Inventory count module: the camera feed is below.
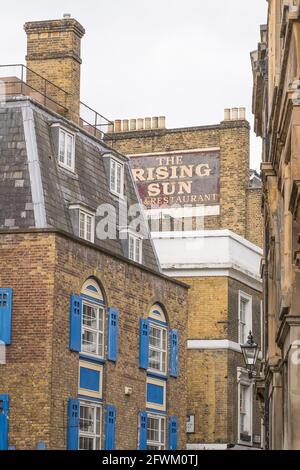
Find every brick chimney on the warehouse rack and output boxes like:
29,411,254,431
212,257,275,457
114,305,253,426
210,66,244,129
24,16,85,123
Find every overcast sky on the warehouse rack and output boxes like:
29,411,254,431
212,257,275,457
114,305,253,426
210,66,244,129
0,0,267,169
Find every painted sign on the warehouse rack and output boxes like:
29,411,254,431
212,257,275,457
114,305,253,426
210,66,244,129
130,150,220,209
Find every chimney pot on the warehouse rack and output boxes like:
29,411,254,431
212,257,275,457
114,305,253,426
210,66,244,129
239,107,246,120
122,119,129,132
63,13,71,18
224,109,231,121
158,116,166,129
130,119,137,131
115,120,122,132
231,108,239,120
145,117,151,130
152,117,158,129
137,118,144,130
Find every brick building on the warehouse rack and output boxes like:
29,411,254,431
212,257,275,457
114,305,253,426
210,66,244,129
252,0,300,450
0,17,188,450
106,110,264,448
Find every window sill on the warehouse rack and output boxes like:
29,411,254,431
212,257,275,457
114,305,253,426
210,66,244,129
79,353,105,365
110,189,125,200
147,370,168,380
79,235,95,244
57,163,78,179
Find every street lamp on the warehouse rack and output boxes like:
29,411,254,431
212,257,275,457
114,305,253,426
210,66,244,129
241,331,259,379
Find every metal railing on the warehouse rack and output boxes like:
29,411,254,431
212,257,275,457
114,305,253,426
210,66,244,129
80,101,114,140
0,64,114,139
0,64,68,114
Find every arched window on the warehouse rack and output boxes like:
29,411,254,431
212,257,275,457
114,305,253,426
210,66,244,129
80,279,105,358
148,304,168,375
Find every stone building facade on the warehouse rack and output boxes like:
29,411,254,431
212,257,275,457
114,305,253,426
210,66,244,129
0,17,188,450
107,111,264,448
252,0,300,450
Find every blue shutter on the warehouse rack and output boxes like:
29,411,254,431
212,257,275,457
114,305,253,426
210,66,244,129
169,330,179,378
37,441,46,450
0,395,9,450
70,295,82,352
168,416,178,450
105,405,116,450
138,411,148,450
107,308,119,362
139,319,150,369
0,288,13,345
67,399,79,450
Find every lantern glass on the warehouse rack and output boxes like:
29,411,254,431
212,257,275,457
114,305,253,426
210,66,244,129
241,332,259,371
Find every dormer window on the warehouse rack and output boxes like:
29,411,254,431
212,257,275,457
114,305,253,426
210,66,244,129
110,158,124,197
79,209,95,243
129,233,142,264
58,128,75,171
69,204,95,243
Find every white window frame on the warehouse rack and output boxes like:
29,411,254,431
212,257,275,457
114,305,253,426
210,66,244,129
110,157,124,198
128,233,143,264
148,323,168,375
238,291,252,344
146,413,166,450
58,127,75,172
237,368,253,446
79,400,102,450
79,209,95,243
81,301,105,359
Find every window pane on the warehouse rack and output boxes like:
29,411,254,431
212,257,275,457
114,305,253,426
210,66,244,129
149,349,161,370
161,351,167,373
129,237,135,260
80,212,85,239
147,416,165,450
82,330,97,354
116,163,122,194
66,134,73,167
135,238,140,262
111,161,116,191
162,329,167,350
83,305,97,329
80,406,94,433
79,436,94,450
82,304,104,358
99,308,104,332
86,215,92,241
149,325,167,373
150,327,161,348
59,131,65,163
79,403,102,451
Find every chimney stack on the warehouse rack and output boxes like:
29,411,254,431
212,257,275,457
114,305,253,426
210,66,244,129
112,116,167,132
223,107,247,122
24,16,85,123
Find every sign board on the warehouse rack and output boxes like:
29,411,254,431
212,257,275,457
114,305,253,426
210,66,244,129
130,150,220,210
187,415,195,434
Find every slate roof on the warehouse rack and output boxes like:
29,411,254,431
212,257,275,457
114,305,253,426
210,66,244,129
0,97,160,272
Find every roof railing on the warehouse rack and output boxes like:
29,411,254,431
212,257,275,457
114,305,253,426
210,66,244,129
0,64,114,139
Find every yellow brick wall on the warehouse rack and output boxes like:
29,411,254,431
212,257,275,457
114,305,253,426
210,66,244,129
187,350,228,444
177,277,228,339
246,188,263,248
